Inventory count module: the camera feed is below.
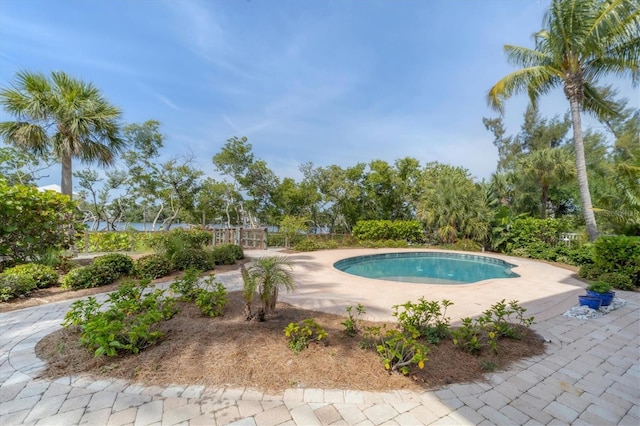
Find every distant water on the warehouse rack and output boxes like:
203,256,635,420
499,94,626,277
84,222,193,232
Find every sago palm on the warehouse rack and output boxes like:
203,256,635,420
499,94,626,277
0,71,124,198
487,0,640,241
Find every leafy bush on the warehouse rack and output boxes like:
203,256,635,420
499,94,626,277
0,182,82,263
453,239,482,252
392,299,452,344
284,319,328,354
76,232,132,252
134,254,173,279
93,253,135,278
352,220,424,243
61,263,117,289
147,229,212,256
169,268,201,301
2,263,58,289
342,304,366,337
195,279,228,317
452,300,534,355
171,248,215,271
0,272,38,301
292,238,320,252
363,325,428,375
62,279,177,357
210,244,241,265
598,272,634,291
578,263,601,281
359,239,410,249
593,236,640,287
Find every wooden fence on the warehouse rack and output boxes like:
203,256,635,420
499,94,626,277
213,228,268,250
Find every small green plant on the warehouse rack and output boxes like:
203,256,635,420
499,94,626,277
210,244,242,265
0,263,59,294
393,298,453,344
341,304,366,337
62,279,177,357
194,276,228,317
366,325,429,375
452,300,534,355
169,268,202,301
171,248,215,271
284,318,328,354
586,281,613,294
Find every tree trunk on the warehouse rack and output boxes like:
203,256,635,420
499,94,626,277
61,154,73,199
567,95,598,241
541,184,548,219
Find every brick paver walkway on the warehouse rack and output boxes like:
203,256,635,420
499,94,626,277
1,250,638,425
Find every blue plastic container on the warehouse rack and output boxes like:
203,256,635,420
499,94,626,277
578,295,602,310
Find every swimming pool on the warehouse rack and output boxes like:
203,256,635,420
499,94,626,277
333,252,519,284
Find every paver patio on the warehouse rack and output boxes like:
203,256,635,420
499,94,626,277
1,248,638,425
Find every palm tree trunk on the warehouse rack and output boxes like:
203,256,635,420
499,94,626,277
61,153,73,199
568,96,598,242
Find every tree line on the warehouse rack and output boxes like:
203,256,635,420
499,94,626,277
1,0,638,243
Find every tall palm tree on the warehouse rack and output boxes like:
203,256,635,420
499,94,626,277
0,71,124,198
487,0,639,241
244,256,295,321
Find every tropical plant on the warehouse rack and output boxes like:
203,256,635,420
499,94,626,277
487,0,640,241
0,71,124,197
242,256,295,321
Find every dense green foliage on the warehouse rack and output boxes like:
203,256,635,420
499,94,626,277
0,181,81,264
210,244,244,265
592,236,640,288
0,263,58,301
76,232,133,252
352,220,424,242
62,279,177,357
134,254,173,279
242,256,294,321
93,253,135,277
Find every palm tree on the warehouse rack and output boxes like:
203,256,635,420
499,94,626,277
517,148,576,218
487,0,639,241
243,256,295,321
0,71,124,198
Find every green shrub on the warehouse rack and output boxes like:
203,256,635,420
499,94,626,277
210,245,239,265
504,217,571,252
0,182,82,263
292,238,320,252
2,263,58,289
62,279,177,357
352,220,424,242
76,232,132,252
284,318,328,354
453,239,482,252
393,299,453,344
61,263,116,289
0,272,38,301
171,248,215,271
134,254,173,279
452,300,534,355
593,236,640,287
363,325,428,375
578,263,601,281
342,304,366,337
566,244,594,266
169,268,201,301
93,253,135,278
195,277,228,317
598,272,634,291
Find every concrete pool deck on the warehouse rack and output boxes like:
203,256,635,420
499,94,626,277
1,248,638,425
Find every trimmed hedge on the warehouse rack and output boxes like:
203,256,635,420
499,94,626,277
592,236,640,288
134,254,173,279
352,220,424,242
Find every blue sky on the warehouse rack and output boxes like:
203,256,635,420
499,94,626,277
1,0,636,188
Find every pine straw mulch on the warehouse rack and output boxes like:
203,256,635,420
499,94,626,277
35,290,546,393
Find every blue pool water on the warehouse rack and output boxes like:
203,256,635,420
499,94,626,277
334,252,519,284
